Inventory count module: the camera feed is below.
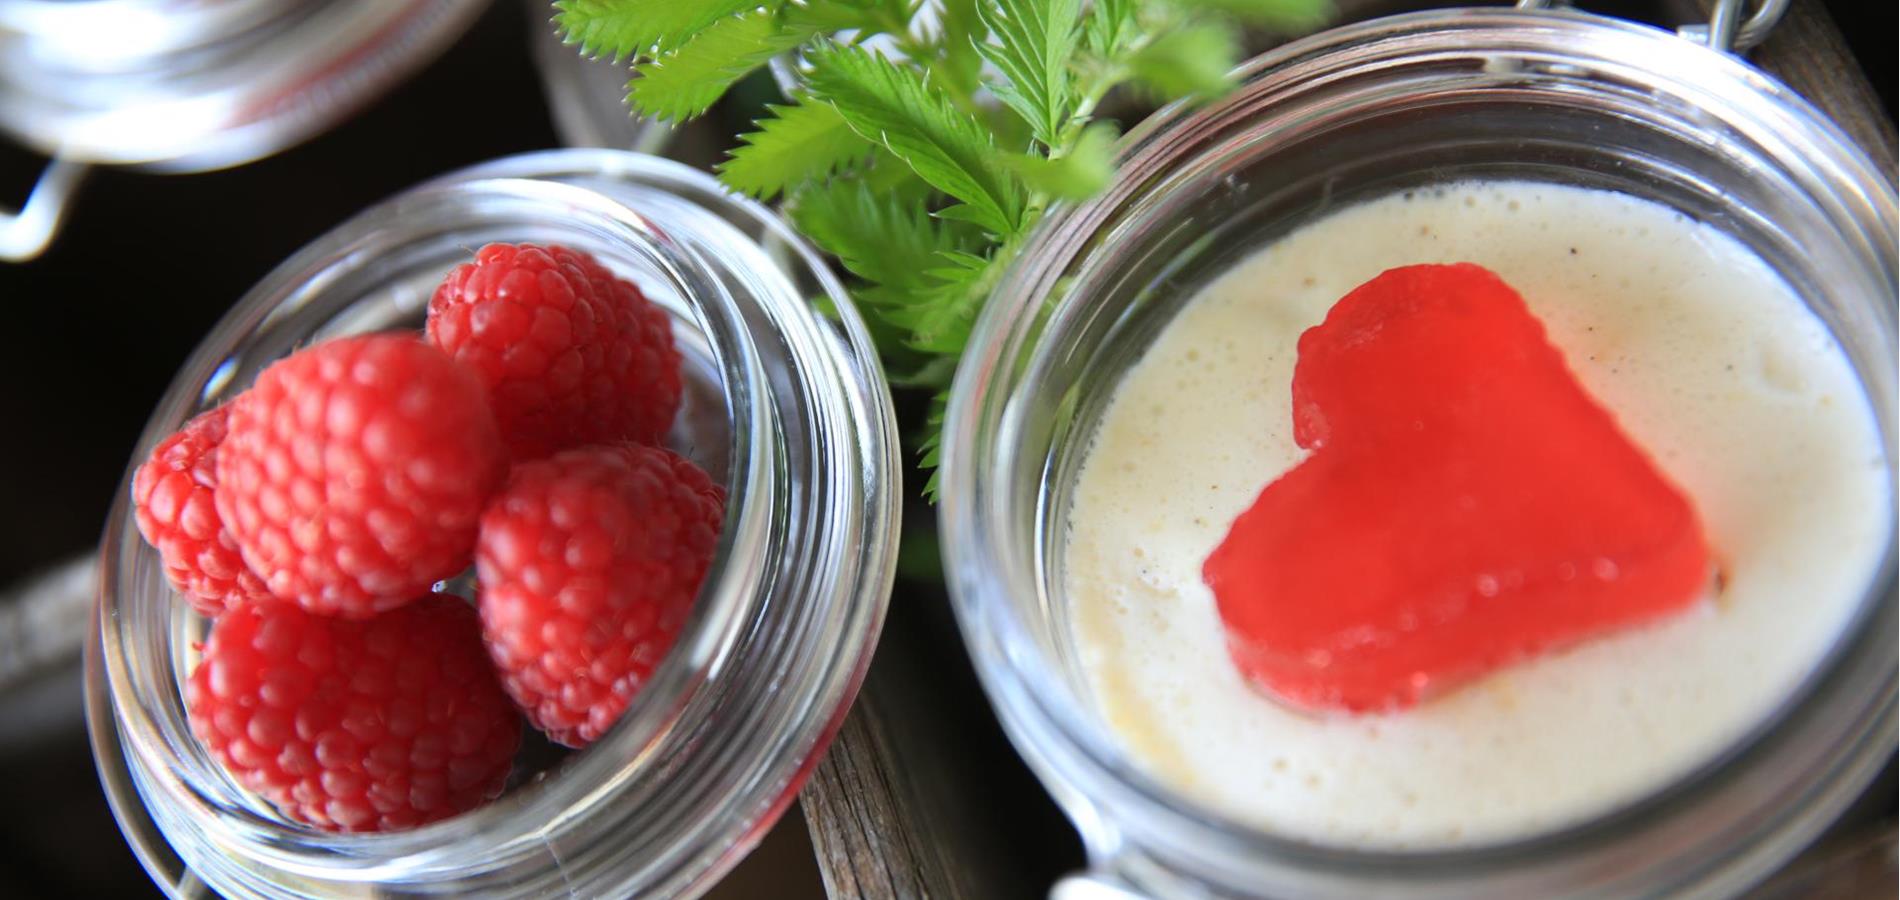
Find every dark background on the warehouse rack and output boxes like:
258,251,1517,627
0,1,1890,897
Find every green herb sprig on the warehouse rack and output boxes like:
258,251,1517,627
556,0,1327,496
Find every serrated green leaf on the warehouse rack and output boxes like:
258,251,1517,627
1003,121,1117,199
918,390,950,501
827,286,942,382
789,178,975,291
718,99,875,199
859,149,935,197
930,0,987,98
879,249,994,353
1125,20,1239,98
629,13,814,121
888,354,960,388
803,42,1027,237
555,0,768,62
789,177,995,362
1084,0,1139,57
976,0,1081,148
930,203,994,229
784,0,885,32
1168,0,1329,30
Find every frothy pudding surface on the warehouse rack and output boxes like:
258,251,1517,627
1062,181,1891,848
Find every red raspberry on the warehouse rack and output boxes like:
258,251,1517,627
185,595,522,832
215,334,507,619
132,406,271,616
476,445,723,747
427,243,683,461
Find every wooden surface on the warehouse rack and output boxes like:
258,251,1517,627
795,2,1897,898
799,573,1080,900
1737,0,1896,178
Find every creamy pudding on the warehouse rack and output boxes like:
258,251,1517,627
1062,181,1892,848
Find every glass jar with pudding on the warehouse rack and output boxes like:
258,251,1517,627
940,6,1894,899
86,149,901,898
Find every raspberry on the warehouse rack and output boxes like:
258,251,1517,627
185,596,522,832
216,334,507,619
132,406,271,616
427,243,683,461
476,444,723,747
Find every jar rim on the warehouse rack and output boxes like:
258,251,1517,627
87,151,901,898
940,7,1897,895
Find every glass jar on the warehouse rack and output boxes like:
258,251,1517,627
940,7,1895,899
84,148,901,898
0,0,486,260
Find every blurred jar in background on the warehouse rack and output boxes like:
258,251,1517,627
0,0,488,261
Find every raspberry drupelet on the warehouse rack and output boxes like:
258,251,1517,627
427,243,683,461
475,444,724,748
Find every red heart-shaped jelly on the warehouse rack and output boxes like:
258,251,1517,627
1203,263,1710,712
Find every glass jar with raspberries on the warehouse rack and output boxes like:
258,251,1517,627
86,149,901,898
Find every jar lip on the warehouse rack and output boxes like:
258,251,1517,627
941,5,1896,888
0,0,289,53
0,0,484,169
88,152,902,897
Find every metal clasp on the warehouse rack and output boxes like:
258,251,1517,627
1516,0,1789,54
0,159,87,263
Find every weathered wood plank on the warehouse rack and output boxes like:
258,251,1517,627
1742,0,1895,176
800,570,1082,900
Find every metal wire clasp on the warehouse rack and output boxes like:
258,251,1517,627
1515,0,1789,54
0,159,87,264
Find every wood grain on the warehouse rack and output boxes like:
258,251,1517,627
1739,0,1896,175
800,565,1082,900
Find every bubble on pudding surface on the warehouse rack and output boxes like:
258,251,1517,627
1756,338,1811,394
1591,558,1621,581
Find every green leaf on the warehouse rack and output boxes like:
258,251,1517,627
1169,0,1330,30
879,249,995,354
789,178,975,291
1125,20,1240,98
790,177,995,366
802,42,1027,237
718,99,875,199
1002,121,1117,199
931,0,987,98
818,286,944,382
918,390,950,501
555,0,767,62
629,13,815,121
976,0,1081,148
1083,0,1139,58
784,0,886,32
887,354,960,388
859,149,936,197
